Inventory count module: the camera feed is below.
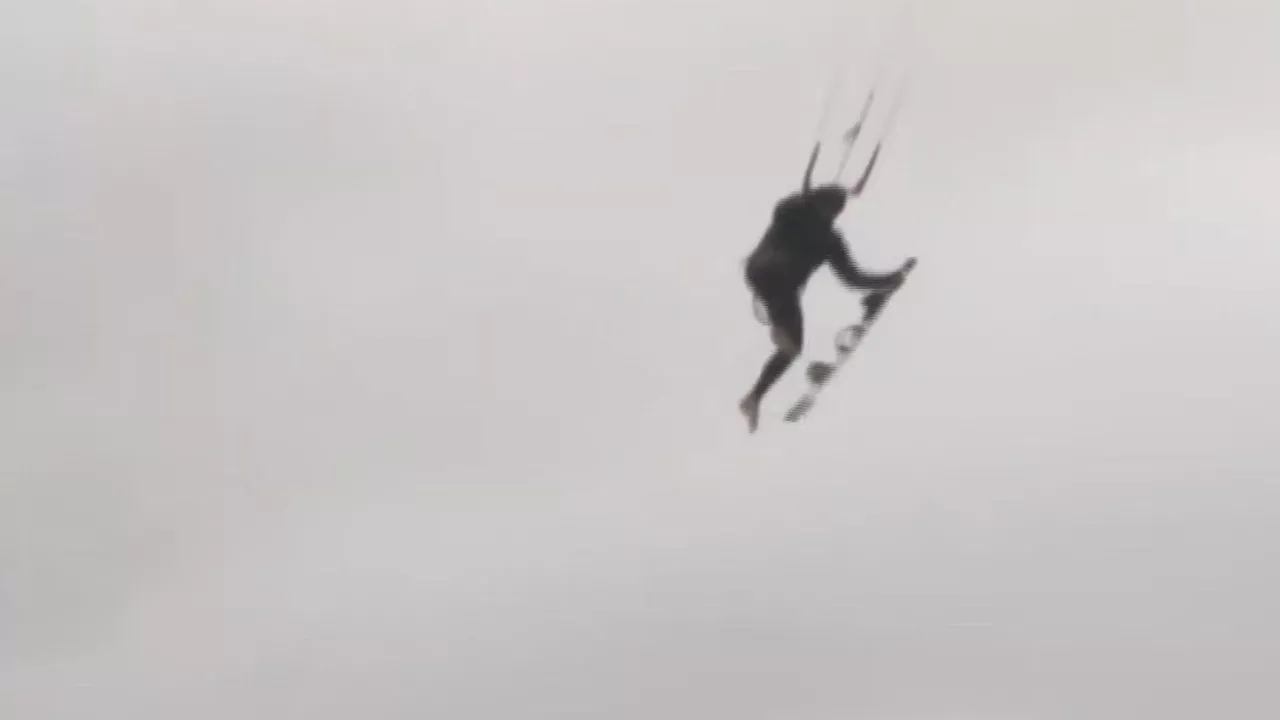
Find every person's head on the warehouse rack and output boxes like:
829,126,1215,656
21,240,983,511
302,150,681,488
807,184,848,220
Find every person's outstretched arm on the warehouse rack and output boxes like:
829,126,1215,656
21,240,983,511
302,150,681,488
802,142,820,193
825,231,903,292
849,144,882,197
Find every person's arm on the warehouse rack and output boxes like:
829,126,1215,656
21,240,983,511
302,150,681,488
801,142,820,193
825,231,903,291
849,143,882,197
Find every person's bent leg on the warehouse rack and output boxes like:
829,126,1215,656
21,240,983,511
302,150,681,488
740,291,804,432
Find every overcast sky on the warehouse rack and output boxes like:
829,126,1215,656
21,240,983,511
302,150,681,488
4,0,1280,718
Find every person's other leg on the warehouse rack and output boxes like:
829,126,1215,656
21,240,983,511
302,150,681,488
740,290,804,432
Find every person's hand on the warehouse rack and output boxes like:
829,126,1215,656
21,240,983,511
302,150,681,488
885,257,917,290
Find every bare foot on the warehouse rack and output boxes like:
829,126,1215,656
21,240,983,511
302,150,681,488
739,395,760,433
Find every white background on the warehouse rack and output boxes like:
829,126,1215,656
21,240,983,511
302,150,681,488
4,0,1280,717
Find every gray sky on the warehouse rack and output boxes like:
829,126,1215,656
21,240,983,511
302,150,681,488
4,0,1280,717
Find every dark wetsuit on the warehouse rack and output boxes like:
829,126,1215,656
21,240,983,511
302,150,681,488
743,188,902,402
